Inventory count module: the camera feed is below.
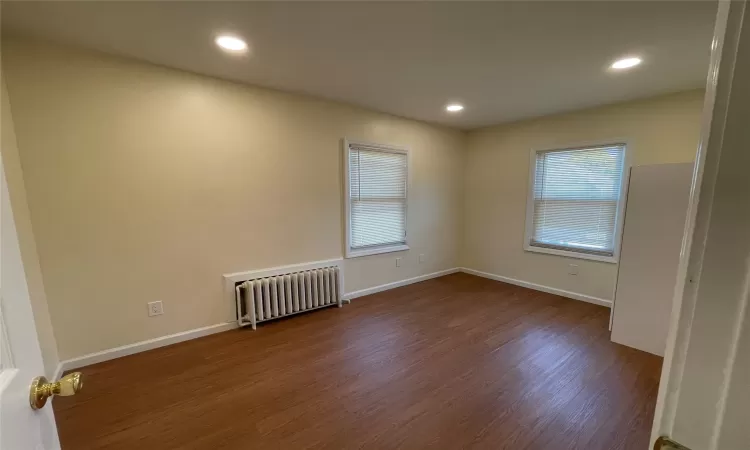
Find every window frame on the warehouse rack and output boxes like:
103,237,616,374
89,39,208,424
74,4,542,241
343,139,410,259
523,141,631,264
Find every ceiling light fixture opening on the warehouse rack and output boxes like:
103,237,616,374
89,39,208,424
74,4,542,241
215,35,248,53
610,57,642,70
446,104,464,113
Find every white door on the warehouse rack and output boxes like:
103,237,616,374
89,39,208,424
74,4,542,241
0,80,60,448
652,0,750,448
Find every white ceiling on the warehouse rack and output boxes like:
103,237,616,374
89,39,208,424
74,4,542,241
1,1,717,129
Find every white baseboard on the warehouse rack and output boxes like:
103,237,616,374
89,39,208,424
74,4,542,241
460,267,612,308
58,322,238,373
57,267,607,372
343,267,460,301
56,269,460,372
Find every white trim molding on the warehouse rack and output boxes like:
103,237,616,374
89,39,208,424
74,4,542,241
223,258,344,283
460,267,612,308
347,244,410,259
57,322,237,373
58,266,459,371
343,138,411,259
52,362,64,382
523,141,631,264
343,268,459,301
55,266,610,374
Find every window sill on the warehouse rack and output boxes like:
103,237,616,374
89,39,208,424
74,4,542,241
346,244,410,259
524,244,617,263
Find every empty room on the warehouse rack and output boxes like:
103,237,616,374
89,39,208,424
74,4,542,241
2,1,750,449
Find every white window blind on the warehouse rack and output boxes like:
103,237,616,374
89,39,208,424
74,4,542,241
528,144,626,257
347,143,408,254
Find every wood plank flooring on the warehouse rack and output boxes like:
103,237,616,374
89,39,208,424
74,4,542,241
53,273,662,449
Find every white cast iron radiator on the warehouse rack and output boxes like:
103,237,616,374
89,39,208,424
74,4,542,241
234,265,342,329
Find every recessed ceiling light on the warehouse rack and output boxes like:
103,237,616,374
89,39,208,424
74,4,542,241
446,104,464,112
215,35,248,53
610,57,642,70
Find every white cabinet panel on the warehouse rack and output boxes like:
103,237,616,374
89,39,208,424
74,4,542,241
611,163,692,356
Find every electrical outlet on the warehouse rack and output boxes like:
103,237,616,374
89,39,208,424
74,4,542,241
148,301,164,316
568,264,579,276
396,257,402,267
419,254,425,263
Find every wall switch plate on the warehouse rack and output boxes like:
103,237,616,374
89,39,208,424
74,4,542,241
148,301,164,316
396,257,402,267
568,264,579,276
419,254,425,263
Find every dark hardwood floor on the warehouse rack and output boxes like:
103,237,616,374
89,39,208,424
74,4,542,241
54,273,662,449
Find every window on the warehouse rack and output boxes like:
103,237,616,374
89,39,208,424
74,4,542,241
524,144,627,262
344,140,409,258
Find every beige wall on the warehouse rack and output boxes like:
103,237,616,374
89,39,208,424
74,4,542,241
462,90,705,301
2,37,706,363
1,77,59,377
1,39,465,360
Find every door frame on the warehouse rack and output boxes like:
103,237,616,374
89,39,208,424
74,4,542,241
651,0,748,447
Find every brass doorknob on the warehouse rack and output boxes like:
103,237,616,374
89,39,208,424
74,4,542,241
29,372,83,410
